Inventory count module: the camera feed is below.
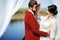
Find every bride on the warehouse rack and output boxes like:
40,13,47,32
36,4,58,40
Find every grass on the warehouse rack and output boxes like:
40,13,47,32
11,8,47,21
12,14,25,21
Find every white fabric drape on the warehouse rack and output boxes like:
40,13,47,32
53,0,60,40
0,0,24,37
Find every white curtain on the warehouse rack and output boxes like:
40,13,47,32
0,0,24,37
53,0,60,40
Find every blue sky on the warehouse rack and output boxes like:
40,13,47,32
21,0,54,9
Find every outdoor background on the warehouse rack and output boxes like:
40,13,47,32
0,0,53,40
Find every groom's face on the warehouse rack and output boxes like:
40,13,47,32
32,5,37,12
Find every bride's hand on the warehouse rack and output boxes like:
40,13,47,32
50,38,55,40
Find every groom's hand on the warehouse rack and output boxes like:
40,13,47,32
48,31,50,36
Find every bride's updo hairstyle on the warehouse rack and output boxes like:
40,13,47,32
48,5,58,16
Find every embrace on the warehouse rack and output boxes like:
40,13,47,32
24,0,58,40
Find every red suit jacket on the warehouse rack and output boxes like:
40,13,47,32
24,10,49,40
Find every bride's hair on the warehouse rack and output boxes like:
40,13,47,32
48,4,58,16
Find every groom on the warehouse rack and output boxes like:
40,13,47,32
24,0,49,40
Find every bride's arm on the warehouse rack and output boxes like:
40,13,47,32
50,22,57,40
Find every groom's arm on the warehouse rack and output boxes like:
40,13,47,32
25,13,49,37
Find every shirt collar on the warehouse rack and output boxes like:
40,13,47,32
28,9,34,15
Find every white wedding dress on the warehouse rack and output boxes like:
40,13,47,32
37,16,57,40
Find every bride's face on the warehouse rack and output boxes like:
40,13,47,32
46,11,53,17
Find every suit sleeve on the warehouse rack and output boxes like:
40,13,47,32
25,13,49,37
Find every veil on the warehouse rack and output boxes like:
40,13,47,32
0,0,24,37
53,0,60,39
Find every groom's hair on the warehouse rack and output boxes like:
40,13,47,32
28,0,37,8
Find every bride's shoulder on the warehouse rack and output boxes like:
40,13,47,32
52,18,56,22
51,18,56,24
